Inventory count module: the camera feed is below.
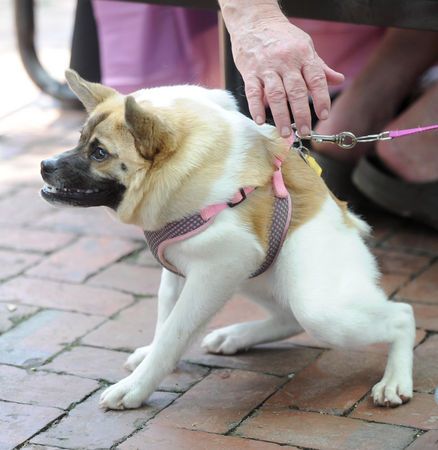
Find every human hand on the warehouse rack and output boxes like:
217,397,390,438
229,17,345,137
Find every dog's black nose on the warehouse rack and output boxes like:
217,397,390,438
41,159,57,175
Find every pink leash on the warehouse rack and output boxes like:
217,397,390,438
388,124,438,138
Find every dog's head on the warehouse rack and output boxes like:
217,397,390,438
41,70,240,227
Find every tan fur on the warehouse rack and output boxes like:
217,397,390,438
237,132,329,250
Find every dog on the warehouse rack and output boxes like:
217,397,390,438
40,69,415,410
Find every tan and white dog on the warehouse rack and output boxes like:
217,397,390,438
40,70,415,410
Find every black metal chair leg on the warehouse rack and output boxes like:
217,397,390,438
70,0,101,83
14,0,78,106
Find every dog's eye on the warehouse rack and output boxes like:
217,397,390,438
91,147,109,162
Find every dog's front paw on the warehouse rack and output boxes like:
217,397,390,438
202,328,243,355
372,375,413,407
99,376,147,410
124,345,151,372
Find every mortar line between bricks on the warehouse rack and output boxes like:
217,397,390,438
15,384,103,450
0,306,42,337
30,222,146,242
402,430,427,450
108,394,183,449
0,293,150,319
225,373,297,437
380,241,438,258
0,253,49,285
0,230,80,256
80,244,146,285
17,443,70,450
110,365,213,449
388,255,438,300
17,295,146,367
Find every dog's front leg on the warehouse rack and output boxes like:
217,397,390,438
99,267,241,410
124,269,184,371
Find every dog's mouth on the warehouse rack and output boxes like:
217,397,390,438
41,183,101,198
40,180,125,209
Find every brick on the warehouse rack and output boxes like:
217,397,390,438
0,226,75,253
411,303,438,331
186,341,322,377
397,262,438,304
266,350,386,415
154,369,284,434
0,364,98,409
406,431,438,450
87,262,161,295
0,187,55,226
0,302,38,334
119,425,292,450
0,276,134,316
236,408,416,450
385,226,438,255
44,346,208,392
126,248,160,267
0,249,40,280
0,400,62,450
31,390,176,449
34,207,144,240
351,393,438,430
373,248,431,275
0,309,103,367
380,273,410,297
414,335,438,393
82,299,157,350
26,236,141,283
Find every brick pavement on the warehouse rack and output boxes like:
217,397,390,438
1,3,437,448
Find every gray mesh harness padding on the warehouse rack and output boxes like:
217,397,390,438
144,191,291,278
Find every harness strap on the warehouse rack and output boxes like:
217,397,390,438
144,148,292,278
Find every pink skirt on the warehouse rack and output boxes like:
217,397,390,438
92,1,384,92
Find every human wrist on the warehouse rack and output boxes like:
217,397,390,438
219,0,286,36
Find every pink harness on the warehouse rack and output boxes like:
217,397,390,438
144,154,291,278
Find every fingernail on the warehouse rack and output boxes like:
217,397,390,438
320,109,329,120
281,127,291,137
300,126,310,136
255,116,264,125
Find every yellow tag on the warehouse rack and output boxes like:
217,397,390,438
304,154,323,177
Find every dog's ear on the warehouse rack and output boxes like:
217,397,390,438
124,96,176,161
65,69,117,113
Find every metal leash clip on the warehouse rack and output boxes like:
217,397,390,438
291,124,392,150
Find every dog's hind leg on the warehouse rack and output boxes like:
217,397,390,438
291,290,415,407
125,269,183,372
202,294,302,354
277,204,416,407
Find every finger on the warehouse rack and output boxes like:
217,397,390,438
302,61,331,121
323,63,345,85
244,77,266,125
263,71,292,137
282,73,311,136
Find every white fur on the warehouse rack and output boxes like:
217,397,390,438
99,88,415,410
